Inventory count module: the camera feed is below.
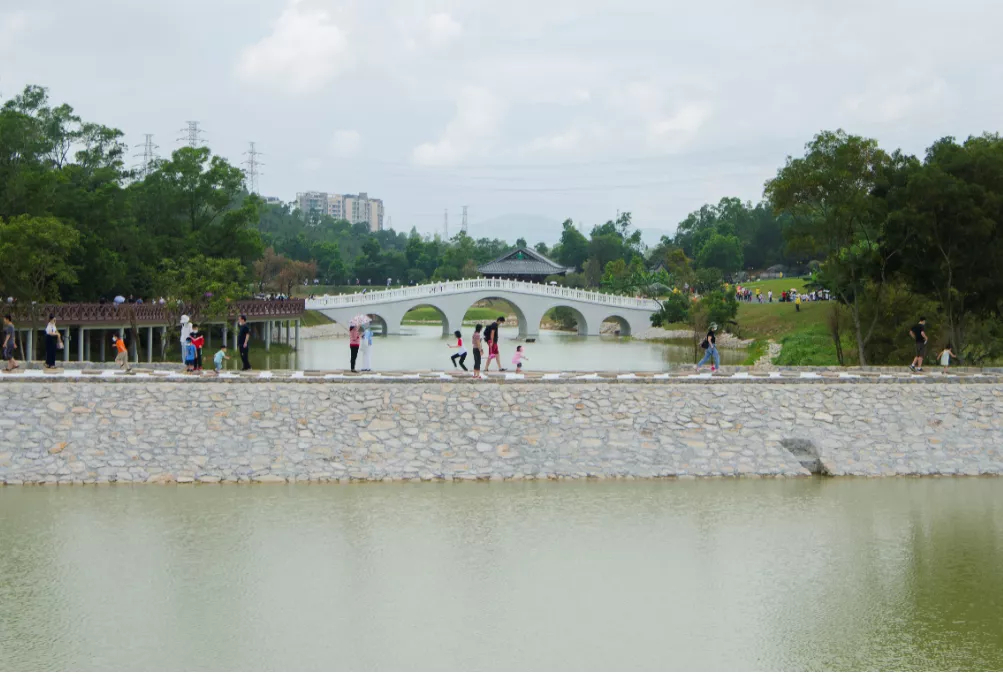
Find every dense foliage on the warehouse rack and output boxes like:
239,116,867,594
4,84,1003,365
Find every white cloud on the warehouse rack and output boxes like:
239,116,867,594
521,120,607,156
841,75,948,124
619,81,713,151
331,129,362,157
426,12,462,49
412,87,505,166
0,11,28,51
236,0,351,94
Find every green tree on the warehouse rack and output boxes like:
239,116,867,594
555,219,589,270
884,134,1003,357
766,129,898,365
0,215,81,303
696,233,743,275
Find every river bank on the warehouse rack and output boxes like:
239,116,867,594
2,379,1002,485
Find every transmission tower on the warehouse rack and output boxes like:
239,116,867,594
461,205,468,234
178,121,206,149
443,208,449,239
387,215,392,231
243,142,264,194
133,134,159,178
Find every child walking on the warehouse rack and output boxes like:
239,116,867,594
213,345,230,374
511,345,528,373
471,324,483,378
448,330,468,371
938,344,956,375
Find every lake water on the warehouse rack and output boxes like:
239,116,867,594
250,325,745,372
1,479,1001,670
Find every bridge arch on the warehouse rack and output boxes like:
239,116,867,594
459,295,528,337
400,302,452,337
600,314,631,337
541,304,589,336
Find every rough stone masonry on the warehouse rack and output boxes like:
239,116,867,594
1,380,1002,485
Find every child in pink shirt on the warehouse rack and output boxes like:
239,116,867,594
511,345,528,373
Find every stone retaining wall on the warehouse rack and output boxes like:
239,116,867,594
1,381,1002,484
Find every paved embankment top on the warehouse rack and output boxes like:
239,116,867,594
2,366,1003,385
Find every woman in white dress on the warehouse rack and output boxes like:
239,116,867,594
361,324,374,371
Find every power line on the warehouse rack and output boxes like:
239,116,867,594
177,121,206,149
133,133,159,179
243,141,264,194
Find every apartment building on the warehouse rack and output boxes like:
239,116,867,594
295,191,385,232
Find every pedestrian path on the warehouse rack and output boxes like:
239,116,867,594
1,367,999,383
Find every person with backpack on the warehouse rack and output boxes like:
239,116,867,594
694,323,720,373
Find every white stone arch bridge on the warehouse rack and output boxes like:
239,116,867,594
305,279,661,339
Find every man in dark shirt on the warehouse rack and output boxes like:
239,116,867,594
909,317,928,372
237,315,251,371
483,316,506,372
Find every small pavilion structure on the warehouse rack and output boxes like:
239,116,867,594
477,247,574,282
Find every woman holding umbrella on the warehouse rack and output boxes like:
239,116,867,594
348,314,369,372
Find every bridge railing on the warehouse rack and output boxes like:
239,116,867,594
306,278,661,311
0,299,305,326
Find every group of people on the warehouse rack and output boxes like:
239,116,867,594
344,315,528,376
446,318,528,377
909,317,958,375
180,314,251,374
734,286,831,308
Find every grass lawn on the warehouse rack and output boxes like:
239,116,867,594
733,298,828,340
301,310,334,327
734,277,810,295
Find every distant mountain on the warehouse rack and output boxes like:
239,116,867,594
465,214,564,246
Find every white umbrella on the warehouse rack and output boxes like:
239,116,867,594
349,314,372,327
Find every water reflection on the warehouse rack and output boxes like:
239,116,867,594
288,325,745,372
1,479,1001,670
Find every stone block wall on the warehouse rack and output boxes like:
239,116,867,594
1,381,1002,484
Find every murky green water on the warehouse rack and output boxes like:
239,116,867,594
247,325,746,372
1,479,1000,670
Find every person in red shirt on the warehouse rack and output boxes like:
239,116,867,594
190,325,205,372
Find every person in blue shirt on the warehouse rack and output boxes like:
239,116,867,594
213,346,230,374
184,337,197,373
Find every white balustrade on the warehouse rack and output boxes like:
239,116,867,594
305,279,661,311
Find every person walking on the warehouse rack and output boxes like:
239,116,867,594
44,314,63,369
348,323,361,372
237,315,251,371
768,290,773,303
448,330,468,371
511,345,528,373
694,323,720,373
483,316,506,372
938,344,955,375
112,333,131,373
909,317,928,372
361,323,373,371
794,293,801,312
2,314,18,372
471,324,484,378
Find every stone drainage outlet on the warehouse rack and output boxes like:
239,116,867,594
780,438,829,476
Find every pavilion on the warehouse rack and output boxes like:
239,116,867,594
477,247,574,282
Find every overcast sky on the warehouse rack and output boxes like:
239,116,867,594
3,0,1002,239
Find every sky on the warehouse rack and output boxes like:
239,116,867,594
3,0,1003,241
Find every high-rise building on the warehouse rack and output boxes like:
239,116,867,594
295,191,385,231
